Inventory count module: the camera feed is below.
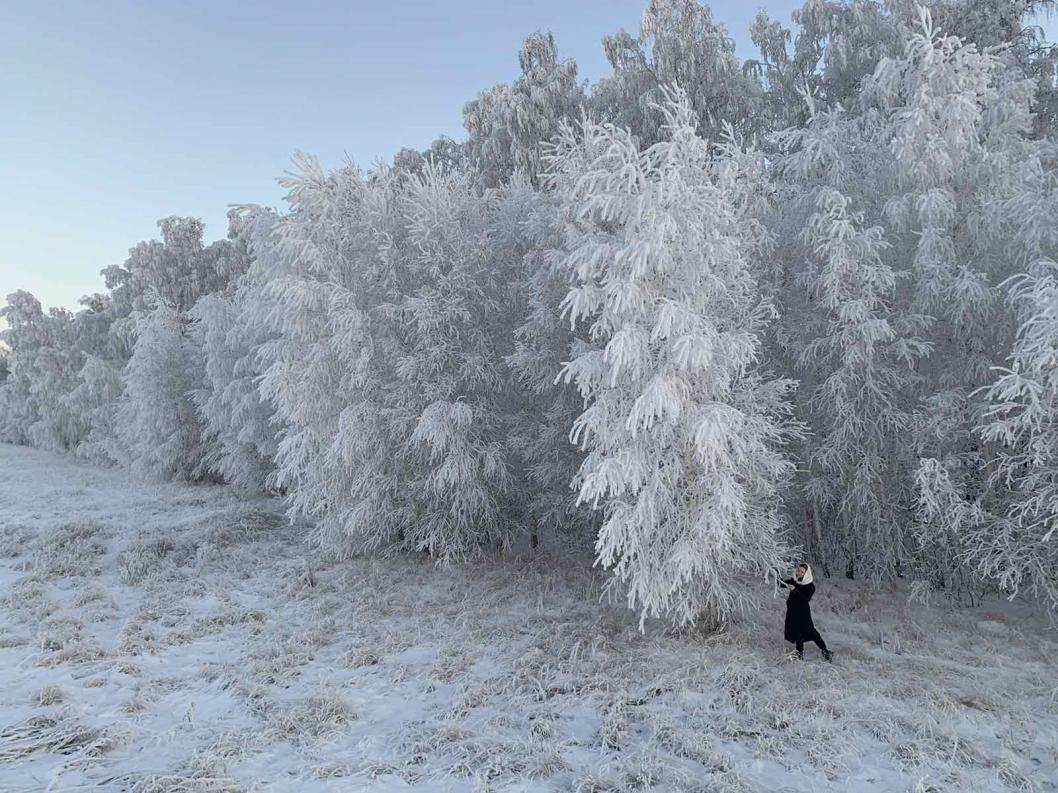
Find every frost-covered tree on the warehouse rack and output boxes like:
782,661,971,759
916,126,1058,611
769,100,927,577
188,210,279,492
0,291,102,452
62,353,123,465
593,0,763,145
766,7,1047,582
796,188,929,577
106,216,236,315
114,299,209,480
188,291,274,492
550,91,798,626
260,153,524,560
105,216,246,480
864,10,1047,587
0,292,49,445
386,166,521,558
917,258,1058,614
505,185,598,549
464,32,583,187
256,154,405,549
749,0,901,130
508,33,585,184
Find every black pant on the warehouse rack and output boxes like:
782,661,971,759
796,629,827,654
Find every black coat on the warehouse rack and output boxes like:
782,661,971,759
782,578,817,643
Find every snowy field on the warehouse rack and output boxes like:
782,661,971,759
1,443,1055,793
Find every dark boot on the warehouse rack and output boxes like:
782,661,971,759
822,649,833,662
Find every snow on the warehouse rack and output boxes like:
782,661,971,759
1,442,1055,792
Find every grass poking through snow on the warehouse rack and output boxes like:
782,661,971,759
0,442,1056,792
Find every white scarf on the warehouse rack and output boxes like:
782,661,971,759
796,564,814,585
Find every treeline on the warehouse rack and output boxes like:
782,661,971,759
3,0,1057,625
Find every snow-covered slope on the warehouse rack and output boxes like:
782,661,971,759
0,443,1054,792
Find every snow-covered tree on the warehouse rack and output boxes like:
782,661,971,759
105,216,245,480
917,126,1058,611
0,0,1054,621
916,258,1058,614
464,32,583,187
765,7,1046,582
550,91,798,626
796,187,929,577
0,291,101,452
114,299,209,480
508,33,585,184
255,154,404,550
505,184,598,549
62,353,123,466
749,0,901,130
593,0,763,145
260,153,525,560
188,210,279,492
388,165,521,558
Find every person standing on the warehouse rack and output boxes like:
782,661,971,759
780,563,833,661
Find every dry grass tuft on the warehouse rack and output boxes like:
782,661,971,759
266,694,356,742
33,521,108,578
37,685,65,706
0,712,111,762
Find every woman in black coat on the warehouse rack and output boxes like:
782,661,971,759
780,563,833,661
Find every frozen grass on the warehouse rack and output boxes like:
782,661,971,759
0,711,112,762
33,520,108,579
0,442,1056,792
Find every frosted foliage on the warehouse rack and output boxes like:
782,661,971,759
62,354,123,466
767,7,1048,586
254,153,387,540
796,188,927,578
258,155,521,562
108,217,238,314
383,166,518,560
187,211,280,492
115,301,207,481
593,0,760,146
2,0,1058,623
0,291,116,455
550,91,797,626
506,188,596,546
974,261,1058,610
464,32,583,187
188,293,275,492
918,148,1058,614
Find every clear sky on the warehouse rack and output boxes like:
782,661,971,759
1,1,1050,315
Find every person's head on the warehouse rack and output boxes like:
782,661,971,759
796,563,808,578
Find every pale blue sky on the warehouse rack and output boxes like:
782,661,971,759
1,1,1050,314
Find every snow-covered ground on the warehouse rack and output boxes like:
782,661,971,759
0,443,1055,793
